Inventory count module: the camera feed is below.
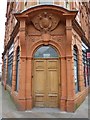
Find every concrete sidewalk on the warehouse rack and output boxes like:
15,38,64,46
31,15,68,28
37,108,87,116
0,82,89,118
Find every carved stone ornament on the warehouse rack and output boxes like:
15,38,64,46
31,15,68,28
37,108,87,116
31,11,60,33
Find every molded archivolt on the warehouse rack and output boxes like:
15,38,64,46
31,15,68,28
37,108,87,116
30,40,64,58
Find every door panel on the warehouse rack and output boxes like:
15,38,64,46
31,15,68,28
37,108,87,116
33,59,59,108
47,60,59,107
33,60,46,107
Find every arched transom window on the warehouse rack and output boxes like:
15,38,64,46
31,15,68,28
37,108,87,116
34,45,59,58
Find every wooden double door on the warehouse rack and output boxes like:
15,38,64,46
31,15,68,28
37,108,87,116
33,59,59,108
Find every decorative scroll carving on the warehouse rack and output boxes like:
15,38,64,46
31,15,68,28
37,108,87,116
52,36,62,42
28,36,41,42
32,11,60,33
28,35,63,43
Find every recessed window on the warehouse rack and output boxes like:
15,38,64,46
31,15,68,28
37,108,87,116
73,45,79,93
3,55,6,81
82,42,90,86
15,47,20,91
64,0,70,9
15,1,19,11
7,44,14,86
34,45,59,58
24,0,27,8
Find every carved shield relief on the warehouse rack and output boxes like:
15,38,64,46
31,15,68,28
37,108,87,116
31,11,60,33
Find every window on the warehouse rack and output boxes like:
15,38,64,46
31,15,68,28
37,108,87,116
15,1,19,12
66,2,69,8
15,47,20,91
34,45,59,58
73,46,79,93
7,44,14,86
3,55,6,80
39,0,53,4
82,50,87,87
24,0,27,9
87,60,90,86
64,0,70,9
82,42,90,86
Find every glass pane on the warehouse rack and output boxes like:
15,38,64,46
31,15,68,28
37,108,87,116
7,64,13,86
34,46,59,58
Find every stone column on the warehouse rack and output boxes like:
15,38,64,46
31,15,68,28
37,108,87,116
66,18,75,112
18,18,27,110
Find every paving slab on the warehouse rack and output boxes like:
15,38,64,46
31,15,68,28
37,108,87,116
0,82,89,118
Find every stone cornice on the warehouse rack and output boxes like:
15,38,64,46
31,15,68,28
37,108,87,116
14,4,78,21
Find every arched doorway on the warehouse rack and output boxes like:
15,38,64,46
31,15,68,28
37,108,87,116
32,45,60,108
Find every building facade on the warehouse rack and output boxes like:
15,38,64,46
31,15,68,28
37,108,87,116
2,1,90,112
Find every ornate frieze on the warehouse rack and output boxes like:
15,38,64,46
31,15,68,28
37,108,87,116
51,36,63,43
28,36,41,42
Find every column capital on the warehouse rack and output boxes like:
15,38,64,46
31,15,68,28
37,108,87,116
66,18,72,30
20,18,26,29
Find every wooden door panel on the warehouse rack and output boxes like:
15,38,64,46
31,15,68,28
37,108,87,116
34,60,46,107
47,61,57,69
47,70,58,92
47,60,59,107
35,70,45,92
47,96,58,107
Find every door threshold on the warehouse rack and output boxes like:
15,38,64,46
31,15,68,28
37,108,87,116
26,108,61,113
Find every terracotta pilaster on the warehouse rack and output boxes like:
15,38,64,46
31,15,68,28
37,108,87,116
25,57,32,110
18,18,27,110
66,18,75,112
60,57,67,111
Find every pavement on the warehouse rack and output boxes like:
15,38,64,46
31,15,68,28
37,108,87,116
0,82,89,118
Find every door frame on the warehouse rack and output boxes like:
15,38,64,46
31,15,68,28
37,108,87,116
32,51,61,108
